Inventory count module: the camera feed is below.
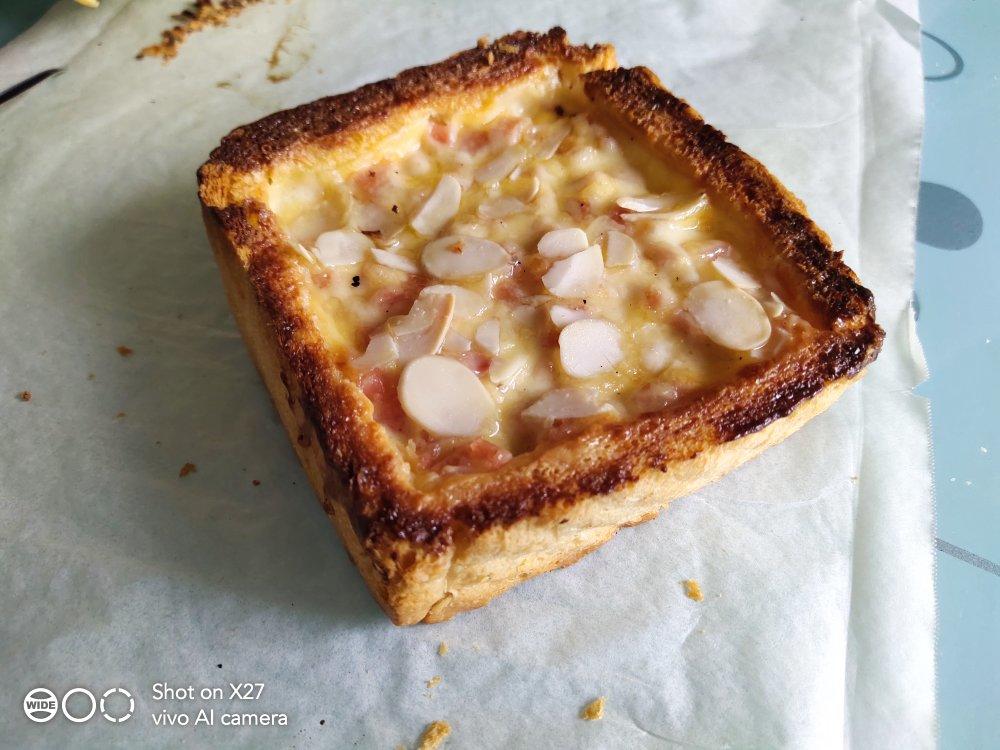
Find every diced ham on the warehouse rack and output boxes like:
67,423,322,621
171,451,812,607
369,277,425,316
312,270,334,289
358,368,407,432
455,349,491,375
458,129,490,154
437,438,512,473
429,121,455,146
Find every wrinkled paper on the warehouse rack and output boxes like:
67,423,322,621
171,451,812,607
0,1,933,747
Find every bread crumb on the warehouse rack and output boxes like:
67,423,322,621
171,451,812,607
179,462,197,477
581,697,605,721
17,390,32,402
437,641,448,656
116,345,134,357
683,579,704,602
426,675,442,690
137,0,264,61
416,720,451,749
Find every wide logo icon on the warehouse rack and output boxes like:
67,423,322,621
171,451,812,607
22,688,58,723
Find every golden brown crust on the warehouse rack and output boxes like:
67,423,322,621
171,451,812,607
197,28,883,624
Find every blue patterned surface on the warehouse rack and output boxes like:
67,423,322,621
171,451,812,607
1,1,997,746
917,3,1000,748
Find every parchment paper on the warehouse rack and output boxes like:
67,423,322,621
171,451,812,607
0,1,933,747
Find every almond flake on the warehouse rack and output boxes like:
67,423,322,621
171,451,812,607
475,146,525,185
711,257,760,289
636,323,673,372
616,195,672,212
488,353,528,386
371,247,418,274
522,387,614,421
398,355,496,436
474,319,501,355
605,231,637,267
559,319,623,378
352,332,398,371
478,195,525,219
411,175,462,236
686,280,771,350
422,235,509,279
549,304,588,328
313,230,370,266
392,293,455,361
420,284,488,318
762,292,786,317
541,245,604,297
538,228,589,259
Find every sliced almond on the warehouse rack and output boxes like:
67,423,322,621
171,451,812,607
474,319,501,355
711,257,760,289
352,332,398,371
422,235,510,280
616,195,672,212
537,228,589,259
478,195,525,220
632,382,680,414
584,215,626,244
535,120,571,160
762,291,786,317
559,319,623,378
392,293,455,361
443,328,472,353
635,323,673,373
541,245,604,297
685,280,772,350
488,353,528,386
549,304,588,328
687,239,732,260
371,247,418,274
420,284,488,318
411,174,462,237
522,387,614,421
620,194,709,225
313,229,371,267
475,146,525,185
605,231,638,267
398,355,496,437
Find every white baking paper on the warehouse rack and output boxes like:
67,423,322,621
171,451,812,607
0,1,933,747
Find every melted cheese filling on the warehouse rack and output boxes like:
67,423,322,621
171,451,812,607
271,86,813,482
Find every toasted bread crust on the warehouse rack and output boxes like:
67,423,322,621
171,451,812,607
198,29,883,624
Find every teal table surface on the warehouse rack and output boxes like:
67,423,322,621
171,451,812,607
1,2,997,747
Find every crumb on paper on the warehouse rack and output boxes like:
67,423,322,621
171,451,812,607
416,720,451,749
683,579,704,602
580,697,605,721
116,345,134,357
17,390,32,402
137,0,265,62
426,675,442,690
437,641,448,656
179,462,197,478
980,446,989,454
267,18,314,83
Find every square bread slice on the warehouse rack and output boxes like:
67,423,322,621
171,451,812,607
197,28,882,625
